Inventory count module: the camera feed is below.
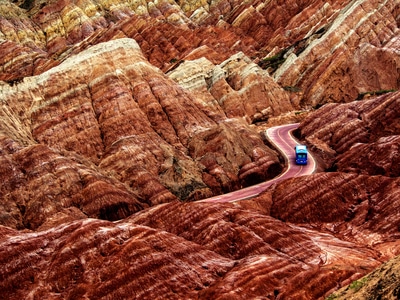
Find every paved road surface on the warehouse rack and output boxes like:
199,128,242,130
199,123,316,203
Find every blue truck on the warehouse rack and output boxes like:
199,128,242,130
295,145,308,165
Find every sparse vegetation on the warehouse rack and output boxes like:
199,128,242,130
348,277,368,292
356,89,397,100
326,294,338,300
258,50,287,72
283,86,301,93
325,277,368,299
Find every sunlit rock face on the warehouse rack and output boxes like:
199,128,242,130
3,0,399,104
297,90,400,169
0,202,384,300
335,135,400,177
0,37,282,230
0,0,399,299
271,0,400,107
168,52,294,123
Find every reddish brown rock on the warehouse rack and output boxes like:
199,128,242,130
0,1,399,299
188,120,282,192
130,200,382,299
273,0,400,106
101,15,257,72
0,198,386,299
269,172,400,238
0,40,48,81
168,52,294,123
261,171,400,296
0,36,283,219
335,135,400,177
0,135,145,231
0,219,234,299
296,91,400,168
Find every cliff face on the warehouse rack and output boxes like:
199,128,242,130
0,201,384,300
0,37,283,230
2,0,399,106
0,0,400,299
273,0,400,106
297,90,400,170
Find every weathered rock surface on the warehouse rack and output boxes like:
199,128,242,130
329,254,400,299
2,0,399,108
285,90,400,298
168,52,294,123
0,0,400,299
297,90,400,169
0,135,146,231
272,0,400,107
0,218,234,299
0,37,282,230
335,135,400,177
0,201,385,300
269,173,400,243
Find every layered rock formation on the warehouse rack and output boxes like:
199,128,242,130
329,254,400,299
0,0,399,299
0,37,284,230
168,52,294,123
297,90,400,169
0,218,235,299
0,137,145,231
0,201,384,300
2,0,399,107
289,90,400,298
335,135,400,177
271,0,400,107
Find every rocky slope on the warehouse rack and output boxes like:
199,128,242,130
0,201,385,299
328,254,400,299
0,0,399,299
0,37,286,230
297,90,400,171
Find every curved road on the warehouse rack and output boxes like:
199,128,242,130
199,123,316,203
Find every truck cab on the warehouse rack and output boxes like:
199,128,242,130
295,145,308,165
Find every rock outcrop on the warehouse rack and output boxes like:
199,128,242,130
2,0,399,107
335,135,400,177
269,172,400,244
271,0,400,107
297,90,400,169
0,0,400,299
286,88,400,298
329,254,400,299
0,136,146,231
0,37,283,230
0,218,234,299
0,201,385,300
168,52,294,123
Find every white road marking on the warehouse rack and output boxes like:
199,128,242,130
199,123,316,203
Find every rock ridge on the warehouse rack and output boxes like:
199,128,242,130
0,1,399,299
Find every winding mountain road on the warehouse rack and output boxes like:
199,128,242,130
199,123,316,203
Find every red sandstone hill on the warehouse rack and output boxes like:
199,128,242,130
0,0,399,299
